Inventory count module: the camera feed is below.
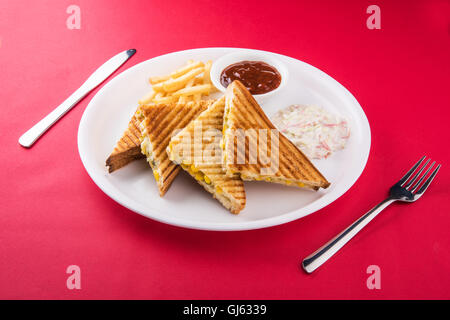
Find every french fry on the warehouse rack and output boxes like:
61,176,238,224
203,60,212,84
170,61,204,79
153,95,176,104
178,78,195,104
193,77,204,85
185,78,195,88
210,86,220,93
172,84,212,97
162,67,204,92
149,75,170,85
151,81,165,92
149,61,202,85
138,90,156,105
143,60,214,106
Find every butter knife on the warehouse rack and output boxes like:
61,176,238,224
18,49,136,148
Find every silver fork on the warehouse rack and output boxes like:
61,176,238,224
302,156,441,273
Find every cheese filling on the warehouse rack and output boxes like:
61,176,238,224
180,163,225,195
240,173,305,187
221,105,232,165
141,135,160,182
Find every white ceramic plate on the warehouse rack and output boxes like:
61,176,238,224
78,48,370,231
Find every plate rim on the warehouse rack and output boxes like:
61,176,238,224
78,47,371,231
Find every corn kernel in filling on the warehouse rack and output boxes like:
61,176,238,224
195,172,204,181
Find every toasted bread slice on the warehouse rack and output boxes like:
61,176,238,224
106,111,144,173
222,81,330,190
139,100,213,196
168,97,246,214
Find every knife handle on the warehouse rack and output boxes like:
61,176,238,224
18,86,89,148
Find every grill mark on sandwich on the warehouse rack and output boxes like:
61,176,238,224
228,104,262,167
235,82,328,185
143,103,184,143
106,112,145,173
161,165,179,188
169,97,246,213
141,101,210,160
225,101,250,164
278,130,326,182
224,81,330,188
242,114,312,181
159,166,181,196
144,102,208,158
142,103,188,150
231,85,317,182
144,103,167,123
281,134,328,184
139,101,215,195
233,87,275,129
227,96,275,173
112,114,142,154
160,158,176,177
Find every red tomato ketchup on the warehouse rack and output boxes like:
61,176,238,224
220,61,281,95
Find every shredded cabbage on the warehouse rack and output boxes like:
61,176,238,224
271,105,350,159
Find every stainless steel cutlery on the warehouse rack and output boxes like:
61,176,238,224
18,49,136,148
302,156,441,273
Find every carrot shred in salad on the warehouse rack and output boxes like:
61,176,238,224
271,104,350,159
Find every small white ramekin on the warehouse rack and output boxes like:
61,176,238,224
210,51,289,103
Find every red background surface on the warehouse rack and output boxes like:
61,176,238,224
0,0,449,299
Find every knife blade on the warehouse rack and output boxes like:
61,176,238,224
18,49,136,148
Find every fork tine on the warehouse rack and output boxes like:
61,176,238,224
415,164,441,195
405,158,430,188
411,161,435,192
399,156,426,185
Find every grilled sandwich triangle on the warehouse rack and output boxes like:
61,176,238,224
222,80,330,190
168,97,246,214
139,100,213,196
106,111,144,173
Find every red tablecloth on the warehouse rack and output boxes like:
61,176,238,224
1,0,449,299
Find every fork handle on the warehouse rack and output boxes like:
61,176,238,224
302,197,396,273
